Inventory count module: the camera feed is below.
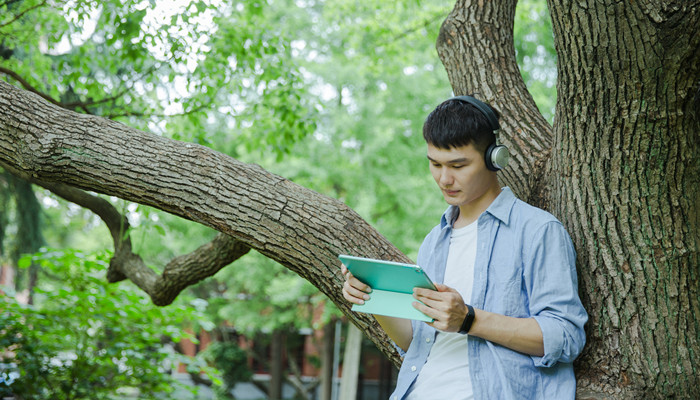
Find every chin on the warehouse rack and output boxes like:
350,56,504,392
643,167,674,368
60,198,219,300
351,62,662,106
443,197,463,206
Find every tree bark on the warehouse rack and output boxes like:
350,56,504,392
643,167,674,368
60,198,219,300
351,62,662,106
437,0,700,398
436,0,554,207
0,79,404,368
547,1,700,398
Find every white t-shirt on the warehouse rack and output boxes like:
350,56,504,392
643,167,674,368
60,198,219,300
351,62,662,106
405,220,478,400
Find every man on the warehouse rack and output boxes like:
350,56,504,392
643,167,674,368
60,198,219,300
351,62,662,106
341,96,588,399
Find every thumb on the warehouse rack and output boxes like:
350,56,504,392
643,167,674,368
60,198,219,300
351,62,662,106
434,283,456,293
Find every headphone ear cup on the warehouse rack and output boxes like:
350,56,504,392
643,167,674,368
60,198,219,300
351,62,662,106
485,143,510,171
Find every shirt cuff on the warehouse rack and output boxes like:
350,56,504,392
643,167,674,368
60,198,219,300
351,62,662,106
531,316,563,368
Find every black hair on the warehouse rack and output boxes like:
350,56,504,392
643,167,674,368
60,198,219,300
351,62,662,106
422,97,500,152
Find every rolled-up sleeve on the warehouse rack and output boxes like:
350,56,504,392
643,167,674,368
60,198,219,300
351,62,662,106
525,222,588,367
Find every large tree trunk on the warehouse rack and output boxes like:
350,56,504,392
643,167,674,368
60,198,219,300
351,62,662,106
436,0,699,398
548,1,700,397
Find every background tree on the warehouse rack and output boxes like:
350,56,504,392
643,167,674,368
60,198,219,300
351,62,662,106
1,0,697,399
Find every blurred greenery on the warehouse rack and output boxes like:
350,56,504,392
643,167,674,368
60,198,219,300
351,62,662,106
0,249,207,399
0,0,557,396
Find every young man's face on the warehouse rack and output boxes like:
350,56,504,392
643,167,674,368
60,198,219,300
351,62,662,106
427,143,498,211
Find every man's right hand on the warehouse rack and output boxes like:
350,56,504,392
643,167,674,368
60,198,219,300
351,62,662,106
340,263,414,351
340,264,372,305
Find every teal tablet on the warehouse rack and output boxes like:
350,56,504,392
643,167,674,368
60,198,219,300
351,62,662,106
338,254,436,322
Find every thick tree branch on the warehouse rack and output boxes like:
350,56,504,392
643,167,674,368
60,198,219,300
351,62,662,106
0,80,403,367
436,0,553,207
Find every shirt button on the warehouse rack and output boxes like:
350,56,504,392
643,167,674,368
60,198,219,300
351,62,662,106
411,365,417,372
426,337,431,343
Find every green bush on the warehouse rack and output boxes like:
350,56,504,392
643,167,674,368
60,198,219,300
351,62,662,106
0,249,200,399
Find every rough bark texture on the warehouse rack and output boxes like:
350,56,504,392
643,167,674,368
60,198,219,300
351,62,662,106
0,79,404,367
548,1,700,398
437,0,699,398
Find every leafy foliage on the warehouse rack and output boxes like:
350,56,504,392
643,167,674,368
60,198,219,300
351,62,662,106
0,249,202,399
199,341,253,398
514,0,557,122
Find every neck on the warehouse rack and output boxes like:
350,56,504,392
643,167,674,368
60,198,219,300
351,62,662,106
454,184,502,229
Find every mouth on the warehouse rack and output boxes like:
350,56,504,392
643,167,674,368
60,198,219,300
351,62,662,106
443,189,460,196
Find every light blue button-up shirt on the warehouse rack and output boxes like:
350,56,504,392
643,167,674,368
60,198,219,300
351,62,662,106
390,188,588,400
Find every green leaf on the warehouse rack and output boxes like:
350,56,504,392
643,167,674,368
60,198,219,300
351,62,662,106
17,255,32,269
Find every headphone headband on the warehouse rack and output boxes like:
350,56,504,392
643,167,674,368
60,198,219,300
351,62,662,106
448,95,508,171
449,95,500,132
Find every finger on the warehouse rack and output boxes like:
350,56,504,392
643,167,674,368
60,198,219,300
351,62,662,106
413,301,451,330
342,287,366,305
412,300,435,319
415,286,464,305
343,280,371,304
342,289,366,305
414,295,447,311
413,287,444,301
413,300,447,327
347,275,371,293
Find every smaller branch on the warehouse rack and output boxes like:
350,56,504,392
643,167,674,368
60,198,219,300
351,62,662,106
1,65,216,121
0,66,62,107
0,0,47,28
63,65,159,110
17,174,250,306
105,93,217,120
34,180,131,249
392,13,444,42
0,1,23,9
0,66,157,117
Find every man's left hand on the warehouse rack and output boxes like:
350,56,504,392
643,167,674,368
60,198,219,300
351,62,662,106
412,284,468,332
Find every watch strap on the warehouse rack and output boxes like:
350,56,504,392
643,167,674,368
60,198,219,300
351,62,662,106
459,304,475,335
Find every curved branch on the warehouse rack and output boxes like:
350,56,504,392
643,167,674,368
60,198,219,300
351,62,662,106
27,177,250,306
0,67,62,107
0,66,158,116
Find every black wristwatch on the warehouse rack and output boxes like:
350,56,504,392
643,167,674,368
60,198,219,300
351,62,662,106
458,304,475,335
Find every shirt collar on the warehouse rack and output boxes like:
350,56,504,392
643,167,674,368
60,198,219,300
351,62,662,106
440,187,516,228
484,187,515,225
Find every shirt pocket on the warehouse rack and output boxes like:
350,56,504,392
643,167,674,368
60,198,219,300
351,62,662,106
486,262,524,316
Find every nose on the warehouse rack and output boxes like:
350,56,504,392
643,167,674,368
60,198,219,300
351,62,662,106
438,168,453,187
